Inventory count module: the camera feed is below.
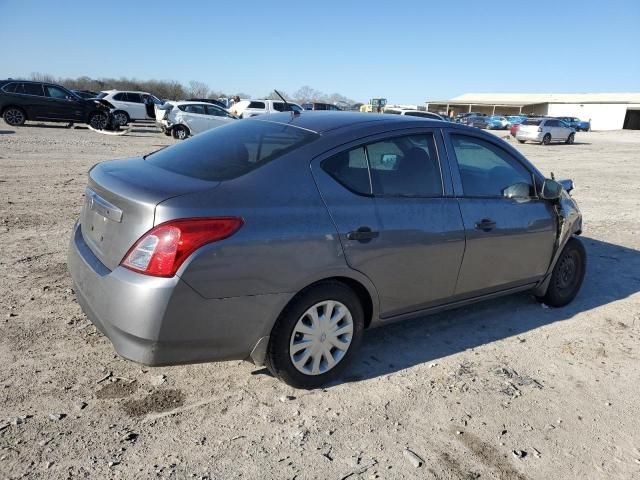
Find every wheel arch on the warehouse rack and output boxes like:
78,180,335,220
1,104,28,119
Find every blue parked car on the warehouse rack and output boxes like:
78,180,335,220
505,115,526,126
486,115,509,129
557,117,590,132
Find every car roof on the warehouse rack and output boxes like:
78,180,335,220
251,111,454,134
101,89,151,94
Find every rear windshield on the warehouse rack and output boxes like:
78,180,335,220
521,118,542,125
146,120,319,181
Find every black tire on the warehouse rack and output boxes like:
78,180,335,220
88,112,108,130
565,132,575,144
113,110,130,126
265,281,364,389
163,128,171,136
3,107,26,126
537,237,586,307
542,133,551,145
518,139,526,144
171,125,189,140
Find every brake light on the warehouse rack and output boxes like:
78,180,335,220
121,217,243,277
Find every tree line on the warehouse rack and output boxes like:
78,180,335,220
26,73,357,106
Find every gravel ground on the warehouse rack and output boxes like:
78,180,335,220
0,122,639,480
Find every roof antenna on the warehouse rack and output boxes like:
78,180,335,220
274,89,299,116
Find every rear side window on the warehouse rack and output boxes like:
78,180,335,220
248,101,265,109
322,134,443,197
2,82,17,93
146,120,319,181
126,92,143,103
451,134,534,198
205,105,230,117
522,118,542,125
19,83,44,96
113,92,126,101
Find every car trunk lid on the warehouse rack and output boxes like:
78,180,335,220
80,157,219,270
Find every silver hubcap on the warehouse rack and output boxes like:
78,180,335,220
289,300,353,376
115,113,127,125
177,128,186,139
5,109,24,125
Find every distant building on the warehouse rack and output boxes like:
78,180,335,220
426,93,640,130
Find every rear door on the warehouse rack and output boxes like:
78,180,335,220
15,82,46,119
124,92,146,120
312,129,466,318
444,131,556,297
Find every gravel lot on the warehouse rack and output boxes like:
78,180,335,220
0,122,639,480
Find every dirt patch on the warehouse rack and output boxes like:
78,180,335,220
454,429,528,480
95,380,139,399
121,389,185,417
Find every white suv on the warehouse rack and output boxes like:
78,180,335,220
156,101,236,140
98,90,162,125
230,99,304,118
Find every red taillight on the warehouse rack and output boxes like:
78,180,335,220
121,217,243,277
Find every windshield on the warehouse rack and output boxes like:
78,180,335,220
146,120,319,181
522,118,542,125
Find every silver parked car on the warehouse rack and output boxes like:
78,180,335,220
516,117,576,145
68,112,585,388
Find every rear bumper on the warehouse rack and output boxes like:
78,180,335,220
68,223,290,365
516,131,544,142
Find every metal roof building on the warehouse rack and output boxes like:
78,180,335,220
426,93,640,130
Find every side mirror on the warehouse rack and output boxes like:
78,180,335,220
541,179,563,200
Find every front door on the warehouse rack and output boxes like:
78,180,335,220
42,84,84,121
312,130,466,318
445,132,557,297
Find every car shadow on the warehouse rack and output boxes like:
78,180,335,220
334,236,639,384
24,123,73,129
0,130,15,134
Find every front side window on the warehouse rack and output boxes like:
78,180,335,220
146,120,319,181
321,134,443,197
248,101,265,109
205,105,230,117
451,134,534,198
44,85,69,99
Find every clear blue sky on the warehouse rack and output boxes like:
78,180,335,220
1,0,638,103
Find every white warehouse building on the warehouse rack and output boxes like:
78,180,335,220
426,93,640,130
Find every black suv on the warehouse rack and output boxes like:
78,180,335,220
0,79,116,129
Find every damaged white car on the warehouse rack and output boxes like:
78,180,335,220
156,101,237,140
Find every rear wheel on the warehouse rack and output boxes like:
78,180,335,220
265,282,364,389
171,125,189,140
3,107,26,126
113,110,130,126
518,139,526,144
537,237,586,307
542,133,551,145
88,112,108,130
565,132,575,144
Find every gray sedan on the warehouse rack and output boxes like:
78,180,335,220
68,112,585,388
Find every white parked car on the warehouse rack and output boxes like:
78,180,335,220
384,108,444,120
97,90,162,125
230,99,304,118
156,101,236,140
516,118,576,145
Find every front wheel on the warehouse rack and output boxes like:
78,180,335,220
565,132,575,144
542,133,551,145
518,139,526,144
3,107,26,126
113,110,130,126
265,282,364,389
88,112,108,130
171,125,189,140
537,237,586,307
